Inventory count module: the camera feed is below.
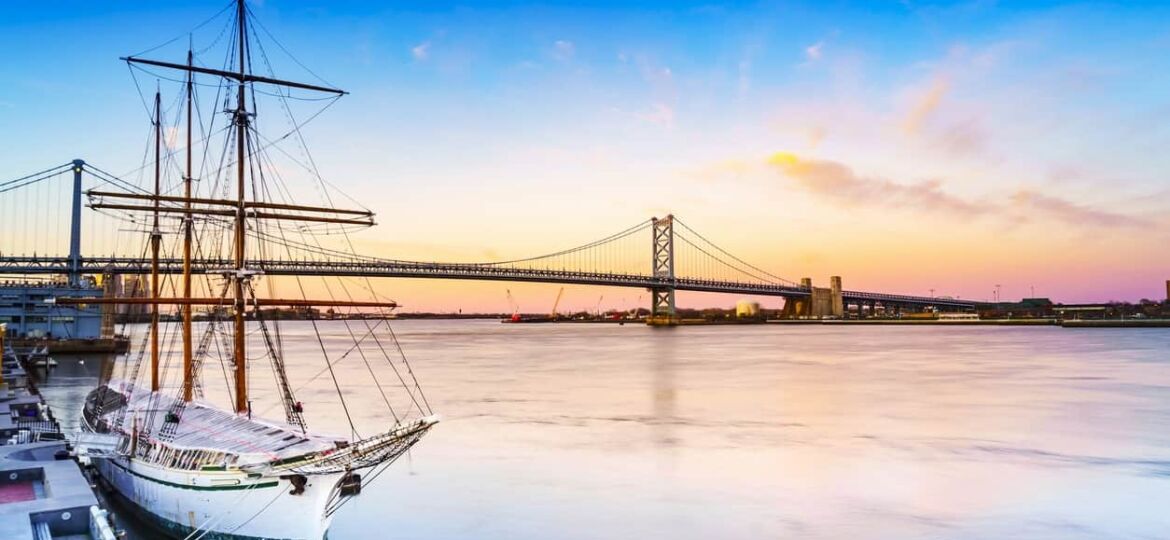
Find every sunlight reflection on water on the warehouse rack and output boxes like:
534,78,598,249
37,321,1170,539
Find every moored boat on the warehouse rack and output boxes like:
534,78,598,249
82,380,434,539
64,2,438,538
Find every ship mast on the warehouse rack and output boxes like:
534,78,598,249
182,47,195,403
67,0,381,422
233,0,249,414
150,90,161,393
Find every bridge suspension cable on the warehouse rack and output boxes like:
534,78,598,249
1,156,976,309
477,220,651,270
0,162,797,290
0,162,73,194
672,217,801,287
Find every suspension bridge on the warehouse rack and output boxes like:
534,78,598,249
0,160,980,322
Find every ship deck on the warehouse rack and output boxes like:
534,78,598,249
94,380,344,465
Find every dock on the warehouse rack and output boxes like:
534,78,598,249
8,338,129,355
0,441,116,540
1,328,119,540
767,318,1057,326
1061,319,1170,328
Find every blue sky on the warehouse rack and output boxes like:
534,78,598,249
2,1,1169,308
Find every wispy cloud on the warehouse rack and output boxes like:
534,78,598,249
804,41,824,62
806,126,827,150
552,40,575,61
411,41,431,61
737,59,751,94
901,77,949,134
800,32,838,66
619,54,677,126
645,65,672,83
1011,190,1149,228
636,102,675,126
629,54,673,85
767,152,988,215
763,151,1149,228
935,118,986,156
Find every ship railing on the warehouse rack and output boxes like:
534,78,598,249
251,415,438,475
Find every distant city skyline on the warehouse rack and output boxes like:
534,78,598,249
2,1,1168,311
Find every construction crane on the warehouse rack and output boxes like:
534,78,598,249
594,295,604,318
630,294,642,319
550,287,565,320
505,289,520,322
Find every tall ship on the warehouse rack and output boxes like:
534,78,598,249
62,1,438,538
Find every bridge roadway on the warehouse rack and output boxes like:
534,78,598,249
0,256,978,309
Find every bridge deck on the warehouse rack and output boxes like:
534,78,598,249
0,256,978,309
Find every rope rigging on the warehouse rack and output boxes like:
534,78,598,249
75,4,438,447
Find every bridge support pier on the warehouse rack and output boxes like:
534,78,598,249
783,277,845,319
649,289,675,325
647,215,677,326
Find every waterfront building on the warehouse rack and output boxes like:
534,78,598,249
0,281,102,339
977,297,1055,319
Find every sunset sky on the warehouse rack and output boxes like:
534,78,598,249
2,1,1169,311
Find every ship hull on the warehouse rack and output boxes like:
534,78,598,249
92,454,342,540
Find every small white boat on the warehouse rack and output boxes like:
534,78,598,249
33,356,58,368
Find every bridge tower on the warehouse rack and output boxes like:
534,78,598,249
648,215,677,326
68,159,85,287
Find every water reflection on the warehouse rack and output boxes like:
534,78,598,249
33,353,109,435
650,329,678,448
43,321,1170,539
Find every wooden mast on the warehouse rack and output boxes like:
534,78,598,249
233,0,249,414
182,47,194,402
105,0,354,414
150,90,161,393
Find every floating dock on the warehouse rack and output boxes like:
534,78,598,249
0,331,118,540
9,338,129,355
0,441,116,540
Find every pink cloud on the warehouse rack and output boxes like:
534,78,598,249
902,77,950,134
1011,190,1150,228
765,152,1148,229
766,152,989,216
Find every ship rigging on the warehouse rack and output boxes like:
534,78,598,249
65,1,437,538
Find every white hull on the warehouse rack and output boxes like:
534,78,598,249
79,382,435,539
94,455,343,540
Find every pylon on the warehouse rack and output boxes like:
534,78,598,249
648,215,677,326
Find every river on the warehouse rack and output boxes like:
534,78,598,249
33,320,1170,539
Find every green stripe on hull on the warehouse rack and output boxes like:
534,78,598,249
109,459,280,491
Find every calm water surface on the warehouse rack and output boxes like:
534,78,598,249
36,321,1170,539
